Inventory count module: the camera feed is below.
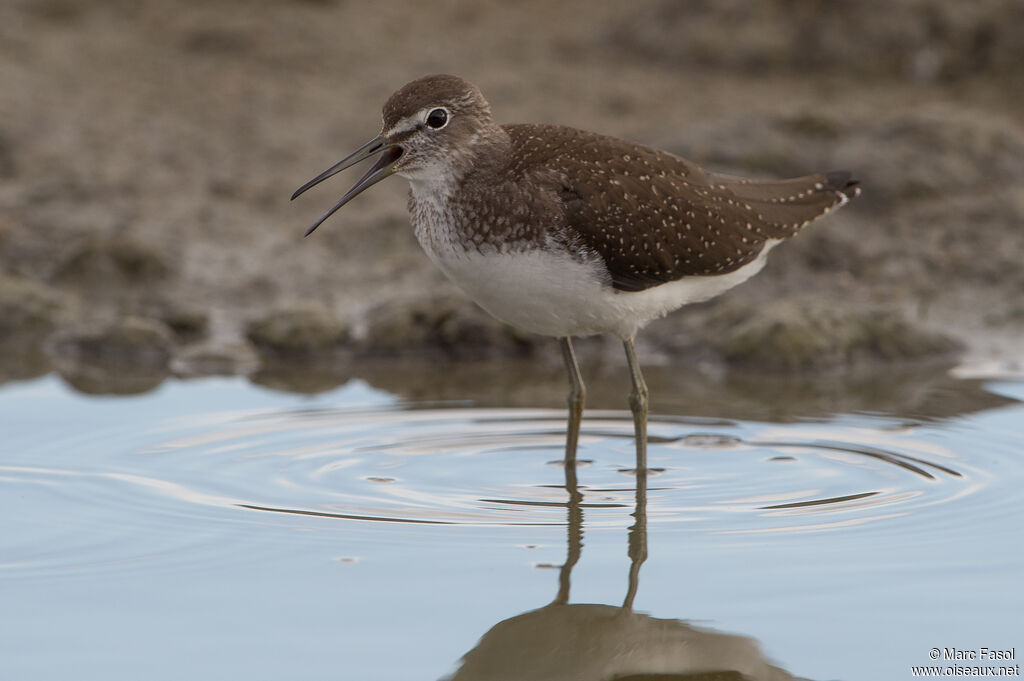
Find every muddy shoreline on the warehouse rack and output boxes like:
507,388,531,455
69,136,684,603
2,0,1022,394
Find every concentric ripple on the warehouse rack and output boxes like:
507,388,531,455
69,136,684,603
2,398,992,577
144,406,979,529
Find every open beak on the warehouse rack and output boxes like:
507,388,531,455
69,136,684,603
291,136,403,237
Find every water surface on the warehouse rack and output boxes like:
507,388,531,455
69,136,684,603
1,365,1022,680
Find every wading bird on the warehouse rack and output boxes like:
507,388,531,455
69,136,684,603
292,74,859,470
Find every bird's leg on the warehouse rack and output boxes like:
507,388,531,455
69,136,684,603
622,336,649,611
559,336,586,467
622,337,648,473
554,337,585,605
622,451,648,612
553,447,583,606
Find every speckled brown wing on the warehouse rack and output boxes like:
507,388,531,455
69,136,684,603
505,124,859,292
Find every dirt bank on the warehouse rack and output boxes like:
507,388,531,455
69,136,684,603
2,0,1021,392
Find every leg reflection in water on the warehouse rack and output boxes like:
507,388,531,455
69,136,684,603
445,444,810,681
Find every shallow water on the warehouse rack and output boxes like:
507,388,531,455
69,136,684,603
1,366,1022,680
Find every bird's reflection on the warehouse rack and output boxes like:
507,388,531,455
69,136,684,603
443,462,810,681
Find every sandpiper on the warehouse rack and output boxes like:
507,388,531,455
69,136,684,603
292,74,859,470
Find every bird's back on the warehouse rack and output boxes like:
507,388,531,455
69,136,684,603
502,123,859,292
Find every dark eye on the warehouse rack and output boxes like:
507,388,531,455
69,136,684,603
426,108,448,129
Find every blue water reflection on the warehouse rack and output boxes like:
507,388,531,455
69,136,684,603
1,373,1021,680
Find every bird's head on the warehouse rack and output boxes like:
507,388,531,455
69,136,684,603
292,74,497,236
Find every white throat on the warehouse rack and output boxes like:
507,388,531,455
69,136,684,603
401,130,483,202
404,164,462,204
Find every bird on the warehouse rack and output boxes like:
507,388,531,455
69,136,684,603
291,74,860,472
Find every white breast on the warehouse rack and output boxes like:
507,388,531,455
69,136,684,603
416,230,778,340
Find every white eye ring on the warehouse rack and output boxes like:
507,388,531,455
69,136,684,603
425,107,450,130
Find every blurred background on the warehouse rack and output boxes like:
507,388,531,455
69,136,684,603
2,0,1023,394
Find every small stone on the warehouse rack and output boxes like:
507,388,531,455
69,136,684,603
0,274,66,345
715,301,963,372
359,294,539,360
49,316,175,369
54,235,172,288
246,302,350,360
140,300,208,343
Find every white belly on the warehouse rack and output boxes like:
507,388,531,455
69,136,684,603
418,240,778,340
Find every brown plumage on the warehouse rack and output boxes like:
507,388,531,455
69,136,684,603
367,74,860,293
503,124,859,291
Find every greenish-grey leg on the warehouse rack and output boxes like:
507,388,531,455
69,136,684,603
621,337,649,610
554,336,586,605
622,454,648,611
622,337,648,473
559,336,586,466
553,451,583,605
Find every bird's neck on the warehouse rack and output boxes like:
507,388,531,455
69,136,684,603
407,124,511,207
